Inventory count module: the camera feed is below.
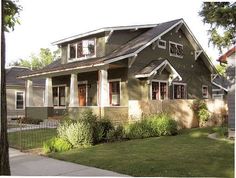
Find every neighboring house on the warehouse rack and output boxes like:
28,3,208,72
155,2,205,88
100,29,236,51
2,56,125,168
6,66,45,120
19,18,219,124
211,74,228,99
218,46,235,136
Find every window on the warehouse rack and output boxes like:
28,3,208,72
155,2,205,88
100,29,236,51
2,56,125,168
53,86,66,107
212,89,223,99
109,81,120,106
151,81,168,100
158,40,166,49
173,83,186,99
68,39,95,60
202,85,208,98
169,41,183,58
16,91,24,110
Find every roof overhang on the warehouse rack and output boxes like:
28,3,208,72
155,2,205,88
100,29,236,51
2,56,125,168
135,59,182,81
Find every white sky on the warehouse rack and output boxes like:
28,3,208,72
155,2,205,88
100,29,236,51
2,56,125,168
5,0,221,66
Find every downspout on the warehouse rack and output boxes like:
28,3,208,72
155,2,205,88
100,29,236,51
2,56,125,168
98,70,101,119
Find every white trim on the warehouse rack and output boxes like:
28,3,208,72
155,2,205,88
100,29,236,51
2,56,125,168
212,81,228,92
202,85,209,98
52,24,157,45
52,84,67,108
150,80,168,100
212,94,224,99
175,22,183,33
172,82,187,99
195,50,203,60
212,88,222,92
108,78,121,106
157,40,166,49
128,54,138,68
15,91,25,110
105,30,114,43
169,41,183,58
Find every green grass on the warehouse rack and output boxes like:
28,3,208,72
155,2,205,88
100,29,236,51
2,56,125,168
49,127,234,177
8,128,57,150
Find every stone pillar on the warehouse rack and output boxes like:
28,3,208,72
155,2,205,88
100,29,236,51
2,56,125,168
69,73,79,107
26,79,33,107
99,69,109,107
44,77,53,107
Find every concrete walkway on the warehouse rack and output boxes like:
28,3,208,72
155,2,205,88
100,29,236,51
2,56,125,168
9,148,128,176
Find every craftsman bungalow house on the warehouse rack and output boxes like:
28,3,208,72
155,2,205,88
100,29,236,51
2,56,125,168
19,19,219,123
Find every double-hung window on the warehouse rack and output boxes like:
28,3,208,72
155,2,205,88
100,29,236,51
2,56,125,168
53,86,66,107
169,41,183,58
202,85,208,98
151,81,168,100
173,83,186,99
109,80,120,106
16,91,24,110
68,39,95,60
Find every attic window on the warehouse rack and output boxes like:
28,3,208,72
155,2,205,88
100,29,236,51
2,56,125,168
158,40,166,49
68,38,96,60
169,41,183,58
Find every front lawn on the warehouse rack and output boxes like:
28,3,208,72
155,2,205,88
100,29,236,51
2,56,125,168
8,128,57,150
49,127,234,177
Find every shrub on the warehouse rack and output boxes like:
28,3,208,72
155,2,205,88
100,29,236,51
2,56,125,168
107,125,124,142
97,118,114,141
43,137,72,153
191,99,210,126
19,117,43,125
149,114,178,136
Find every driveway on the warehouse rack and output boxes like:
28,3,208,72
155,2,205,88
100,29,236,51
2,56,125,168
9,148,128,176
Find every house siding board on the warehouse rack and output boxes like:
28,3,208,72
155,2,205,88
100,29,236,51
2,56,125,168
26,107,53,120
128,28,213,99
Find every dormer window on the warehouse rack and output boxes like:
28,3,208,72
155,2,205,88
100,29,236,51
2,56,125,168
169,41,183,58
68,38,96,61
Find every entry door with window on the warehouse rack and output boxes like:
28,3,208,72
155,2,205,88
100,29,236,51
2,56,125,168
78,84,86,106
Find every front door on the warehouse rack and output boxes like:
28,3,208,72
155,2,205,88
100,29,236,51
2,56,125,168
78,84,86,106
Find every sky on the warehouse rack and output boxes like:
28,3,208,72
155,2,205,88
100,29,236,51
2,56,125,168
5,0,221,66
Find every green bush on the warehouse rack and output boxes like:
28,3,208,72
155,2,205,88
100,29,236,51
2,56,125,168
97,118,114,141
108,125,124,141
43,137,72,153
149,114,177,136
19,117,43,125
191,99,210,126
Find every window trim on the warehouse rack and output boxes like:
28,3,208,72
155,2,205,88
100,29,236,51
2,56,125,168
108,79,121,106
15,91,25,110
52,84,67,109
202,85,209,98
169,41,183,58
68,38,96,62
158,40,166,49
150,80,168,100
172,82,187,99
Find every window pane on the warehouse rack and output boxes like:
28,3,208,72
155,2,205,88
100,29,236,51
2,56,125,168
16,92,24,109
77,42,84,58
160,82,167,100
17,93,23,101
16,101,23,109
109,81,120,106
53,87,58,97
170,43,177,54
59,86,66,106
70,45,76,59
152,82,159,100
174,84,185,99
177,45,183,56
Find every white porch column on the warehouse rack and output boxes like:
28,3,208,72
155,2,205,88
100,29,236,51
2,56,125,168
44,77,53,107
26,79,33,107
99,69,109,106
69,73,79,107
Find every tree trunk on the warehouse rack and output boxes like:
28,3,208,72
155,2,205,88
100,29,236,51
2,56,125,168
0,0,11,174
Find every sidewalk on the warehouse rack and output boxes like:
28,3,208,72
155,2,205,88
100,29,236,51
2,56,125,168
9,148,128,176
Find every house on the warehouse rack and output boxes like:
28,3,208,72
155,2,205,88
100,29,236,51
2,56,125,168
18,18,220,125
6,66,45,120
218,46,235,137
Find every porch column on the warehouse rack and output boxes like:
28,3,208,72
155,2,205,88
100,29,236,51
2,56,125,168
26,79,33,107
99,69,109,106
44,77,53,107
69,73,79,107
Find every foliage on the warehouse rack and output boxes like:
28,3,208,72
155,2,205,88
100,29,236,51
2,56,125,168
124,113,178,139
212,126,228,138
149,114,178,136
43,137,72,154
9,48,60,70
215,64,226,76
3,0,22,32
97,118,114,141
107,125,124,142
18,117,43,125
191,99,210,126
199,2,236,52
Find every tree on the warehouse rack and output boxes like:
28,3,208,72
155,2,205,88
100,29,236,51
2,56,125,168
215,64,226,76
10,48,59,70
1,0,21,175
199,2,236,52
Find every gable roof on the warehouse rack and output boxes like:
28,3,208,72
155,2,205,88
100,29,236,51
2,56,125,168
6,66,45,86
218,46,236,63
212,74,228,92
19,18,216,79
